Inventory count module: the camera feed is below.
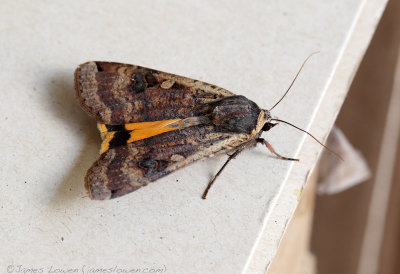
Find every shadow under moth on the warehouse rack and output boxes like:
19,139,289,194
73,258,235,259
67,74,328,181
75,57,336,200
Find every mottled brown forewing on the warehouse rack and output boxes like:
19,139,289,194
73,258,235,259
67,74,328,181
74,61,234,124
86,125,250,199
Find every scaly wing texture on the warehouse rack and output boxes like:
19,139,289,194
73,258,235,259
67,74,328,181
74,61,234,124
86,125,252,199
75,61,260,199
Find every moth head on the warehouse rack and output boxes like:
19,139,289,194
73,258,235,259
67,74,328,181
260,109,343,161
261,109,278,132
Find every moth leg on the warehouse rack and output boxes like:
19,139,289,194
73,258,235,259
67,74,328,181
202,149,243,199
256,138,299,161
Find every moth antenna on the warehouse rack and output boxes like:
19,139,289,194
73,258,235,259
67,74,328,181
269,51,319,111
271,118,343,161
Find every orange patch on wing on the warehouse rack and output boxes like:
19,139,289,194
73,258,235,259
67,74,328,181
125,119,182,144
100,131,115,154
97,123,108,140
127,127,177,144
124,119,181,130
99,119,182,154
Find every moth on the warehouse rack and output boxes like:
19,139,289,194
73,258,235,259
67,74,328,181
75,56,333,200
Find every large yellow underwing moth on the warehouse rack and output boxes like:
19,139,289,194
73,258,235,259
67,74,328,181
75,56,336,200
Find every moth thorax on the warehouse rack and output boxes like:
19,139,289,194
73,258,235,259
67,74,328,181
210,95,261,134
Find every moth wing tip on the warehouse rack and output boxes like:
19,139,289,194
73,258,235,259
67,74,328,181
84,172,112,200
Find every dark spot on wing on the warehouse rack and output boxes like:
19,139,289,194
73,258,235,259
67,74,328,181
105,124,126,132
95,62,104,72
145,72,158,87
108,131,131,149
138,159,169,176
130,74,146,93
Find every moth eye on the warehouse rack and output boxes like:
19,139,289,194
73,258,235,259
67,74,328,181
262,122,276,131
